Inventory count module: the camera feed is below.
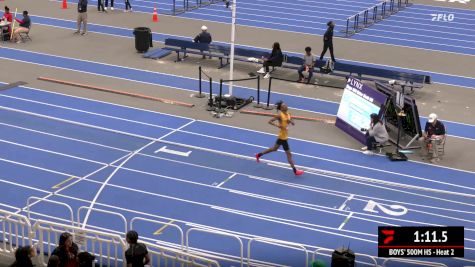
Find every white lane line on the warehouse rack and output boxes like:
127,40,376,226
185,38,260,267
4,152,473,231
154,146,192,157
0,94,176,131
217,173,238,188
338,212,354,230
0,139,107,166
0,178,51,194
16,152,134,218
20,14,475,84
338,194,355,210
0,121,130,153
80,120,195,229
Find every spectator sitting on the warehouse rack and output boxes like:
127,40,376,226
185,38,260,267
11,10,30,44
125,230,150,267
257,42,283,79
11,246,36,267
51,232,79,267
361,113,389,155
1,6,12,38
194,25,212,59
297,46,314,84
77,252,95,267
193,25,212,44
419,113,446,163
47,255,60,267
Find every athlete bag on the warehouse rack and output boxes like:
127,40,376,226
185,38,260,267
331,246,355,267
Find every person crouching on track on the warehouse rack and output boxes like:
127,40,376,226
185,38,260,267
361,113,389,155
257,42,283,79
255,101,304,176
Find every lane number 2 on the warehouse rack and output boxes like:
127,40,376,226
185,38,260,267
363,200,408,216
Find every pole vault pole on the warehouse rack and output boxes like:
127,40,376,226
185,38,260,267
228,0,237,96
10,8,18,41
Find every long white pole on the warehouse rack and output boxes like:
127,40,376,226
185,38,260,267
228,0,237,96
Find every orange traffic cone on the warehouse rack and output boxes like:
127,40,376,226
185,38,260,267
62,0,68,9
152,7,158,22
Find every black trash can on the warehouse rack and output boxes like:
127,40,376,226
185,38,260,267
133,27,153,53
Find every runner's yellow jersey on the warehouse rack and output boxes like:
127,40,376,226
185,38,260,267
278,111,291,140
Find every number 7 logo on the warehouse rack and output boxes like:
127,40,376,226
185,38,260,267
381,230,395,244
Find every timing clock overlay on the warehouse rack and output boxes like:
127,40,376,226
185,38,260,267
378,226,464,257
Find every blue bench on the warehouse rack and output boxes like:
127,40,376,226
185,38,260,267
284,57,429,91
164,38,429,90
163,38,286,71
163,38,230,68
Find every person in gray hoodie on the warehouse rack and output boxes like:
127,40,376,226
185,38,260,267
361,113,389,155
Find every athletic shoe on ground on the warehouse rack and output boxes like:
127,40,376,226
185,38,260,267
257,67,265,74
73,31,80,34
111,7,114,10
105,7,108,10
16,40,22,44
363,150,374,155
255,153,260,163
81,32,87,36
430,158,440,163
294,169,304,176
264,73,270,79
361,146,367,151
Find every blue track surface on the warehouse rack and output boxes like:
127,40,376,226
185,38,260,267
1,46,474,142
0,86,474,266
13,12,475,90
47,0,475,55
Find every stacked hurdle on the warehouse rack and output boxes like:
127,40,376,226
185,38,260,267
170,0,223,15
342,0,412,37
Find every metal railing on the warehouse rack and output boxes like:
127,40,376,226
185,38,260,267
0,207,455,267
33,219,126,267
313,247,378,266
0,209,32,255
77,206,128,234
248,237,308,267
145,241,221,267
186,227,244,267
130,217,185,249
26,197,74,226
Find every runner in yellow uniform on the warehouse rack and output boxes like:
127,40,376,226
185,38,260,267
255,101,304,176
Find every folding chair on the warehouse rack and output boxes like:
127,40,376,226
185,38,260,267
19,24,32,42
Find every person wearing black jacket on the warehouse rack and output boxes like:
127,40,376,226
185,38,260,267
76,0,88,35
257,42,283,79
194,25,212,44
125,230,150,267
319,21,336,63
194,25,212,59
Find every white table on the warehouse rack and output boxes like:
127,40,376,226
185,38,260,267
0,21,11,42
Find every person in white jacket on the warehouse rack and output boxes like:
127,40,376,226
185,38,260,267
361,113,389,155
